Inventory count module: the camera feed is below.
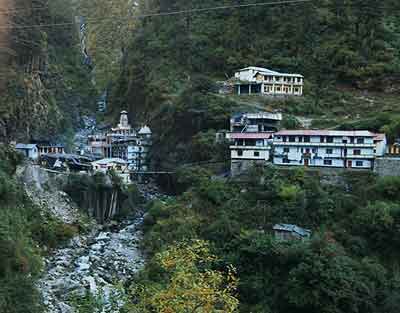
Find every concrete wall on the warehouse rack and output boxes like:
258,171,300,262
374,157,400,177
231,159,266,177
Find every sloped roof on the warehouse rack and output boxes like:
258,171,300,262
373,133,386,141
16,143,37,150
228,132,274,139
273,224,311,237
138,125,152,135
238,66,303,78
275,130,375,137
92,158,128,165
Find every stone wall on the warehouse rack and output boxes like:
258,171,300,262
231,159,266,177
374,157,400,177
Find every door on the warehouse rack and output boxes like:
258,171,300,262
304,159,309,167
347,160,352,168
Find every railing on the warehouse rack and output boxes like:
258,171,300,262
274,142,375,148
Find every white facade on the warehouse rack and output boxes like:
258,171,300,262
88,111,153,172
234,67,304,96
273,130,386,169
15,144,39,160
91,158,131,184
231,112,282,133
374,133,387,156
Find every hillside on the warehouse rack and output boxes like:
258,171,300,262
1,1,400,312
108,0,400,169
0,0,96,144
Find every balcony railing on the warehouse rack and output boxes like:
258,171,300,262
274,142,375,148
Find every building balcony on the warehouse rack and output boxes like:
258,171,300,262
274,142,375,148
345,155,375,159
230,145,270,150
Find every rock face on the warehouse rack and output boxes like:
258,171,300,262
17,164,80,224
38,217,145,313
37,182,164,313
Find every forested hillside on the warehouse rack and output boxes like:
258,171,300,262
108,0,400,169
0,0,95,143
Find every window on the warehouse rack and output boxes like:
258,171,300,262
254,151,260,157
289,136,296,142
277,87,281,92
284,147,290,153
326,148,333,154
324,160,332,165
357,138,364,144
283,158,290,164
237,150,243,156
304,136,310,143
305,148,310,153
283,136,287,142
299,136,303,142
356,161,363,167
353,149,361,155
294,87,299,92
312,148,317,153
342,139,348,144
326,137,333,143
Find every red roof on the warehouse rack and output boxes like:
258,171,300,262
275,130,375,137
229,132,273,139
373,133,386,141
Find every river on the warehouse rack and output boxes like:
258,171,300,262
38,185,162,313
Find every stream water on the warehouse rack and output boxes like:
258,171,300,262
38,185,163,313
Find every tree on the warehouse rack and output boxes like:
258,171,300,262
127,240,239,313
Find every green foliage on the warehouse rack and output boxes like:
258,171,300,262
135,165,400,313
0,146,77,312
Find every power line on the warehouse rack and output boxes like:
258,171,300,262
0,0,314,30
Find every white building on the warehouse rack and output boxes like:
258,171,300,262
234,67,304,96
15,144,39,160
273,130,387,169
91,158,131,184
87,111,152,172
228,111,281,176
373,133,387,156
229,132,273,161
231,112,282,132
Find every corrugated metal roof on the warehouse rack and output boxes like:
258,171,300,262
273,223,311,237
373,133,386,141
238,66,303,77
275,130,375,137
92,158,128,165
16,143,37,150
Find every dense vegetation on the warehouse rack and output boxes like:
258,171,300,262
0,0,96,144
0,146,77,312
105,0,400,169
127,166,400,313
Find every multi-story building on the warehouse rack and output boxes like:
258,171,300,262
230,112,282,132
37,143,65,156
112,125,152,171
273,130,387,169
233,67,304,96
228,111,282,176
87,111,152,172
